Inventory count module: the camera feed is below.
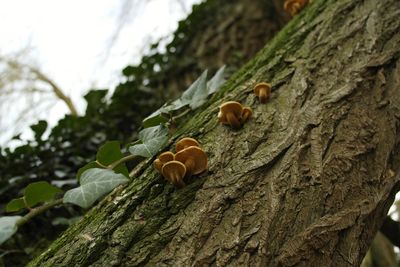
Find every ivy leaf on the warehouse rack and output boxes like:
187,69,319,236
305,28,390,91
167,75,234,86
180,70,208,109
24,181,62,208
0,216,21,245
142,68,223,128
6,182,62,212
207,65,226,95
63,168,129,208
129,125,169,157
77,161,102,180
6,198,26,213
142,99,187,128
30,120,48,140
96,141,129,177
142,111,169,128
142,68,223,127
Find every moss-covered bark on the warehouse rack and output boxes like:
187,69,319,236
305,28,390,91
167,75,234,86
30,0,400,266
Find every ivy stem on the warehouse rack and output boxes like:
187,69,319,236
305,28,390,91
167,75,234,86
108,154,137,170
23,197,33,211
129,168,136,178
16,198,63,228
95,160,108,168
172,108,191,121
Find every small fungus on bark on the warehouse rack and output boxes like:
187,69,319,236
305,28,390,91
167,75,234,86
218,101,244,129
283,0,310,17
241,107,253,123
218,101,253,129
153,151,175,173
176,137,200,152
161,161,187,188
175,146,208,177
253,82,271,104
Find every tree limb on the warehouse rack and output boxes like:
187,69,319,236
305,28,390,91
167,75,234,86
1,58,78,116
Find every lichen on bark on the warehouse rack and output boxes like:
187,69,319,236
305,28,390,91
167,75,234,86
30,0,400,266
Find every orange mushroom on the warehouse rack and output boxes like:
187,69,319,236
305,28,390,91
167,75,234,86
161,161,186,188
284,0,309,17
175,146,208,177
253,83,271,104
241,107,253,123
218,101,244,129
153,151,175,173
176,137,200,152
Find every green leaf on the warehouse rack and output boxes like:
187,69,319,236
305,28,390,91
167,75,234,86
207,65,226,95
77,161,102,180
6,198,26,213
142,113,169,128
24,181,62,208
84,89,108,115
129,125,169,157
96,141,129,177
0,216,21,245
142,99,186,128
63,168,129,208
180,70,208,109
142,68,223,128
30,120,48,139
139,124,169,143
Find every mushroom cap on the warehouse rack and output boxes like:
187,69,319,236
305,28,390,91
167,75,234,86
159,151,175,162
176,137,200,152
154,151,175,173
175,146,208,175
241,107,253,122
161,160,186,183
253,82,271,96
284,0,307,15
218,101,243,124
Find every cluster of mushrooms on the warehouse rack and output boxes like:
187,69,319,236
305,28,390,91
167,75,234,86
154,137,207,188
283,0,312,16
218,82,271,129
155,82,272,188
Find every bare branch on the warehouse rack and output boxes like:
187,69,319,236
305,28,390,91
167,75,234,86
0,57,78,116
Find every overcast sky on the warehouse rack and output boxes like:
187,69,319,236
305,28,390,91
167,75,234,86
0,0,201,146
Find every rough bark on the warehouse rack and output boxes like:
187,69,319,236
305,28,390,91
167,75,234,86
30,0,400,266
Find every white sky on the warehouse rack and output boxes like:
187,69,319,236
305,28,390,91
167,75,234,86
0,0,201,145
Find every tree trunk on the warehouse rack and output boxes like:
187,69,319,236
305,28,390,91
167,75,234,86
30,0,400,266
154,0,288,100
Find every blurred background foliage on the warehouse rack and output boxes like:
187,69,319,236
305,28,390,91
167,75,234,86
0,0,287,265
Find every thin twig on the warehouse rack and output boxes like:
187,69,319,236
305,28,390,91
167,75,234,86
108,154,137,170
16,199,63,228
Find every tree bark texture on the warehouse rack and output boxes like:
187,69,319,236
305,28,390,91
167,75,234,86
31,0,400,266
